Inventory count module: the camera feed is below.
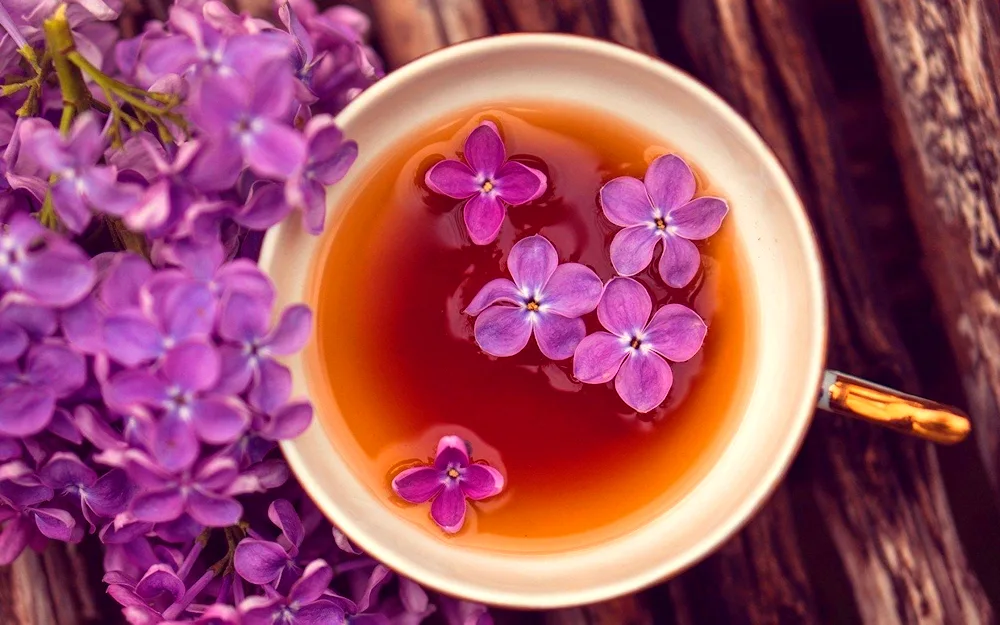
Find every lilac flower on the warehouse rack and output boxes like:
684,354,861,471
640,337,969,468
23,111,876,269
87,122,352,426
284,114,357,234
0,213,95,306
573,277,707,413
0,461,78,564
0,342,86,437
464,235,602,359
125,452,248,526
217,291,310,395
138,6,289,84
105,340,249,472
425,121,546,245
38,453,130,530
234,499,304,587
392,436,504,534
105,563,185,622
26,114,142,233
600,154,728,288
189,59,306,181
0,300,57,362
239,559,351,625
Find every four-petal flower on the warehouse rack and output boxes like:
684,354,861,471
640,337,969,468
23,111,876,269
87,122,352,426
573,277,707,413
391,436,504,534
464,235,603,360
600,154,728,288
425,121,546,245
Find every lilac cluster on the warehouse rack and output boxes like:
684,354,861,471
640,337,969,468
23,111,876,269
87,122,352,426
0,1,490,623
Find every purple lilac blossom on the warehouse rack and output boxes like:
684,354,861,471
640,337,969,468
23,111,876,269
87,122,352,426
0,2,497,622
392,436,504,534
573,277,707,413
464,234,602,359
600,154,728,288
425,121,546,244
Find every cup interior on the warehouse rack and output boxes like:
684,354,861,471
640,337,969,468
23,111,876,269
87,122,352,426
260,34,827,608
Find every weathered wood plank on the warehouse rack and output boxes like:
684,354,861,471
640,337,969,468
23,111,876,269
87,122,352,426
679,0,992,622
369,0,491,69
856,0,1000,498
484,0,655,54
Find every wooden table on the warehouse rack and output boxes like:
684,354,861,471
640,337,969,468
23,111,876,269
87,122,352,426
5,0,1000,623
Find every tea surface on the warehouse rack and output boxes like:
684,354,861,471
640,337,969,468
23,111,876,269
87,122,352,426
311,104,755,551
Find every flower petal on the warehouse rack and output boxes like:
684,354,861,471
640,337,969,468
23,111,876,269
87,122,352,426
615,353,673,413
573,331,628,384
189,397,248,444
153,412,199,473
462,193,506,245
25,343,86,397
50,178,92,234
39,453,97,490
268,499,304,550
265,304,312,355
295,601,347,625
245,119,307,180
668,196,729,240
262,402,312,440
19,243,96,307
425,159,478,199
289,559,334,605
507,234,558,294
249,359,291,414
473,306,532,358
187,489,242,527
101,252,153,311
597,277,652,336
32,507,75,541
131,488,185,523
645,154,696,212
234,538,289,584
609,225,660,277
435,435,471,473
463,278,521,316
540,263,603,317
0,517,30,566
135,564,185,603
644,304,708,362
391,466,444,503
104,370,167,411
61,297,103,355
160,281,217,341
461,464,504,500
430,484,466,533
86,469,131,518
533,313,585,360
464,122,504,178
493,161,546,205
0,385,55,436
600,176,653,227
236,181,293,230
0,320,27,362
163,340,220,392
103,311,163,366
657,235,701,289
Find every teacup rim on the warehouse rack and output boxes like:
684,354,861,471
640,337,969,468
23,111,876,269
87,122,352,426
269,32,828,608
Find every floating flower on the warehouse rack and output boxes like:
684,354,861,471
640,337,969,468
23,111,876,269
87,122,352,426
573,277,707,413
425,121,546,245
464,235,602,360
600,154,728,288
391,436,504,534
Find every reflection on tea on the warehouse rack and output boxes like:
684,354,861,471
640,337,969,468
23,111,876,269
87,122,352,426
312,104,754,551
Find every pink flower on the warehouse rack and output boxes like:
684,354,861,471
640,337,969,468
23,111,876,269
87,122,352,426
464,235,603,360
600,154,728,288
573,277,707,413
391,436,504,534
425,121,546,245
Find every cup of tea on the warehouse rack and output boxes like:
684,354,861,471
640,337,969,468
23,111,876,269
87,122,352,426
259,33,969,608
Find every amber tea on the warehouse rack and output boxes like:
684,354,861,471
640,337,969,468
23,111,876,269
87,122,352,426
310,104,755,552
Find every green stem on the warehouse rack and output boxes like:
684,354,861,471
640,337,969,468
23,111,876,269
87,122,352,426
42,5,90,121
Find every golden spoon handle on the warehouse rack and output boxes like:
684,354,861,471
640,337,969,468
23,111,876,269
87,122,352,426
818,370,971,445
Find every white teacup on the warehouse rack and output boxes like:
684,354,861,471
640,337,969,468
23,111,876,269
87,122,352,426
259,33,969,608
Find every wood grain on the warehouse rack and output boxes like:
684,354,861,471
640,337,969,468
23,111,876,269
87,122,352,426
369,0,491,68
679,0,992,622
856,0,1000,498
